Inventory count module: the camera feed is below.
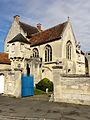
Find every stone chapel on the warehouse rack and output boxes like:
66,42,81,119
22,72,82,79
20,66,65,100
4,15,85,84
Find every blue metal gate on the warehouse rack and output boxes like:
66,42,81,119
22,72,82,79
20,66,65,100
21,75,34,97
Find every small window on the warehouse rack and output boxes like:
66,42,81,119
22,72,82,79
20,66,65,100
68,69,71,72
7,44,9,52
20,43,24,51
18,64,21,68
78,55,81,61
12,43,15,52
78,65,81,71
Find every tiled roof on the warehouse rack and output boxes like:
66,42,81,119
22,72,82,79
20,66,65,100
8,33,31,44
0,53,11,64
30,21,68,46
19,22,39,36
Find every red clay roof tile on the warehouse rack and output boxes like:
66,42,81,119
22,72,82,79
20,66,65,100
30,21,68,46
19,22,39,36
0,53,11,64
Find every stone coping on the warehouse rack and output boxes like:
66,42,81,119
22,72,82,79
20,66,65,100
60,74,90,77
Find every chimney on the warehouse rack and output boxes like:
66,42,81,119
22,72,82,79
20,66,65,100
37,23,42,31
13,15,20,23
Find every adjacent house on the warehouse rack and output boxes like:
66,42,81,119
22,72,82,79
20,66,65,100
0,53,11,94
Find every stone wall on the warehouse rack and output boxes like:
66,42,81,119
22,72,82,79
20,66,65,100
53,66,90,105
4,70,21,98
0,64,11,70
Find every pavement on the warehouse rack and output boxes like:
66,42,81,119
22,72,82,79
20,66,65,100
0,94,90,120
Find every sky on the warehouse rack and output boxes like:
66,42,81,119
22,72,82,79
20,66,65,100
0,0,90,52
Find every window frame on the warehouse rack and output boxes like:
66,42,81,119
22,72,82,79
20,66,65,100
7,44,9,52
12,43,15,53
33,48,39,58
66,41,72,60
20,43,24,52
45,45,52,62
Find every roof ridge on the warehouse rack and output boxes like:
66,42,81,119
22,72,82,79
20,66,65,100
19,21,38,29
30,21,68,46
19,21,39,36
46,21,68,31
32,21,68,36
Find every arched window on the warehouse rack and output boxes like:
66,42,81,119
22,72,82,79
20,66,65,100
33,48,39,58
66,41,72,60
45,45,52,62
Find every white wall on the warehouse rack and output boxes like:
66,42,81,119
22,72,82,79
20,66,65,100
0,75,4,93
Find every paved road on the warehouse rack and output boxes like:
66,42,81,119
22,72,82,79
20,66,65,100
0,95,90,120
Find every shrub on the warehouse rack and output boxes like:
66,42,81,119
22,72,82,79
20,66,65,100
34,88,46,95
36,78,53,92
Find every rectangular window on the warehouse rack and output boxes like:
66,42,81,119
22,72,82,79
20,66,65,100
50,50,52,61
48,49,49,62
20,43,24,51
7,44,9,52
12,43,15,53
69,46,71,60
45,50,47,62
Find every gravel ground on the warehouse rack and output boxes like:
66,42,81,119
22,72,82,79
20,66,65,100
0,95,90,120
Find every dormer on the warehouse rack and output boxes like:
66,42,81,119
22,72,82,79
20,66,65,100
4,15,39,52
8,33,31,59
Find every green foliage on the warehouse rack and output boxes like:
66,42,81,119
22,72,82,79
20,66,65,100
34,88,46,95
36,78,53,92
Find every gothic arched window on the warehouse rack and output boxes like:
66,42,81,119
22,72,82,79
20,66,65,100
45,45,52,62
33,48,39,58
66,41,72,60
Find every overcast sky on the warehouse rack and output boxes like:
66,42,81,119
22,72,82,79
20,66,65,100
0,0,90,52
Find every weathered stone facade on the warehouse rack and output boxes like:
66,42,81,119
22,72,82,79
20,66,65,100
4,70,21,98
4,16,86,85
0,14,90,103
2,15,90,99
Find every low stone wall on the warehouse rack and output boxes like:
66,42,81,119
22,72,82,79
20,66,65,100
53,66,90,105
